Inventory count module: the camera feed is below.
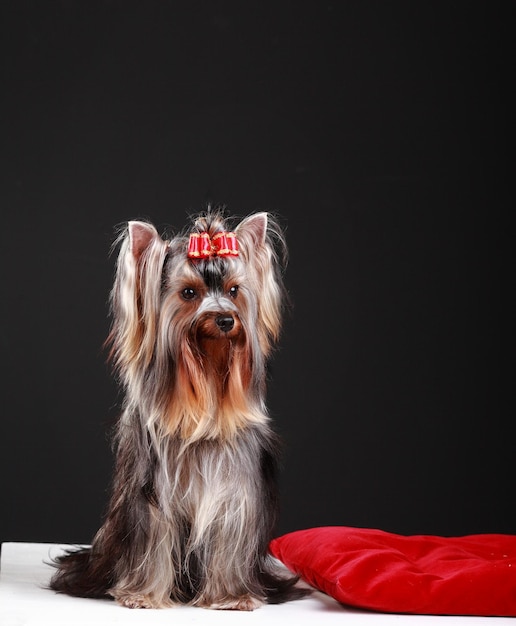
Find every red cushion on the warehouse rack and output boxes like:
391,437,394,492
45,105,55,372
269,526,516,616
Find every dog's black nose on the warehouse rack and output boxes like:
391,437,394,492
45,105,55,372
215,315,235,333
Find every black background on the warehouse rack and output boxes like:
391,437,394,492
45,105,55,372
0,1,513,545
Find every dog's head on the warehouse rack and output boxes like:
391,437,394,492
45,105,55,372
107,208,288,440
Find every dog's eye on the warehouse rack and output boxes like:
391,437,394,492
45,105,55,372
181,287,197,300
228,285,239,298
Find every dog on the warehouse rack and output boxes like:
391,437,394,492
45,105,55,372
49,208,307,610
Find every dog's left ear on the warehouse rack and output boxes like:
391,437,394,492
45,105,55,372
235,211,286,352
235,212,267,248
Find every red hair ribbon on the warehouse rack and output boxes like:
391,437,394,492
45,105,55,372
187,231,239,259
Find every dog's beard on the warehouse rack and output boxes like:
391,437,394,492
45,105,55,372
194,311,243,373
165,316,264,443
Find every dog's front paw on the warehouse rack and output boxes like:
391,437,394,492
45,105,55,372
209,594,264,611
110,590,173,609
114,593,154,609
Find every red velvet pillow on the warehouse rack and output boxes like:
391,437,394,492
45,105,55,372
269,526,516,616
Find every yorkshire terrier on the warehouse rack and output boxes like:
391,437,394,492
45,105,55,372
50,208,307,610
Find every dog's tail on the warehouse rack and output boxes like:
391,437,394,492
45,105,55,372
48,547,113,599
261,556,312,604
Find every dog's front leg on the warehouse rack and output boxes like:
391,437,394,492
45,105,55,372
105,503,179,609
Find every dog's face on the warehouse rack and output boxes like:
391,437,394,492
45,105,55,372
159,249,251,378
118,211,285,367
165,251,246,346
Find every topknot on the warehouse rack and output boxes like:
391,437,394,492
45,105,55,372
192,206,228,237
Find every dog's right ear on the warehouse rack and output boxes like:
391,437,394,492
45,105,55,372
108,220,169,379
128,221,160,260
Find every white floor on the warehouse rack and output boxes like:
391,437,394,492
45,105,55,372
1,542,512,626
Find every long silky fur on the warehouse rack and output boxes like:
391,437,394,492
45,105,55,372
49,208,308,610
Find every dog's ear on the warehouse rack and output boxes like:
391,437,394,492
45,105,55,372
128,221,161,260
107,220,169,378
235,212,287,353
235,212,268,248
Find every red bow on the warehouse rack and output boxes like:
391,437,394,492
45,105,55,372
187,231,239,259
